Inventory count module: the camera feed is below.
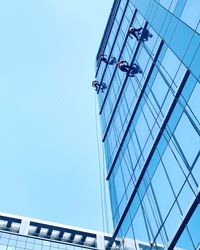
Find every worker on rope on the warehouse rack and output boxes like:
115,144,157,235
128,26,153,42
100,53,117,65
92,80,107,94
128,27,143,40
128,63,143,76
117,60,143,77
141,28,153,41
117,60,131,72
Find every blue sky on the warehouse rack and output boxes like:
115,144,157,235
0,0,113,232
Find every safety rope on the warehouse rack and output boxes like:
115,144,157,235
101,141,110,232
94,92,110,233
94,92,106,233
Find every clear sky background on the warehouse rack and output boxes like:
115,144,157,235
0,0,113,232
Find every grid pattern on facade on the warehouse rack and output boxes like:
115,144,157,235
0,214,121,250
96,0,200,249
0,232,88,250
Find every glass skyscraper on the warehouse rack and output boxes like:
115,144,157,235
95,0,200,249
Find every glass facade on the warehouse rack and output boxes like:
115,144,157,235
0,213,160,250
0,214,120,250
95,0,200,249
0,232,87,250
0,230,157,250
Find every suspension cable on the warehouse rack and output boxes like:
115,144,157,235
94,92,111,233
94,92,106,233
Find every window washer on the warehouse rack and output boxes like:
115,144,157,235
117,61,143,77
128,27,153,42
128,63,143,76
100,53,108,63
108,56,117,65
100,53,117,65
128,27,143,40
92,80,99,92
117,60,131,72
141,29,153,41
92,80,107,94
